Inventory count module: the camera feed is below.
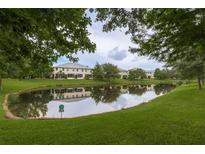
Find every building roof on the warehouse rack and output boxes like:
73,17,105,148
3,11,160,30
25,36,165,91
129,68,155,73
129,68,137,71
145,70,155,73
53,63,91,69
118,67,127,72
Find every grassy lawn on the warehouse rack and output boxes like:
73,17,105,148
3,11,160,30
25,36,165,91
1,79,205,144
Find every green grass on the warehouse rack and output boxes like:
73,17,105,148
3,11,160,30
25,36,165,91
1,79,204,144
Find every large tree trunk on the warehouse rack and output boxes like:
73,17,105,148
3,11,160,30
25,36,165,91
198,77,202,90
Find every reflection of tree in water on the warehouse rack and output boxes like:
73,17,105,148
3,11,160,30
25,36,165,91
8,90,53,118
128,85,147,96
91,86,121,104
90,86,103,104
154,84,175,95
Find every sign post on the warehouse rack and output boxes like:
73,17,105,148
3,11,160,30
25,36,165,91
59,104,64,120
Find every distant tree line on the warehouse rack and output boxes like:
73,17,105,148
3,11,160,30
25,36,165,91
92,63,181,81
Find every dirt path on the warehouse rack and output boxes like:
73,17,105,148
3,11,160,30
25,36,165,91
3,94,22,119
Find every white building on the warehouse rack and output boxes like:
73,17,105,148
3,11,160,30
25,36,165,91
118,68,129,79
52,63,92,79
145,70,155,79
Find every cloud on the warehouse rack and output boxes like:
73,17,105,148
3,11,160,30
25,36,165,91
108,47,127,61
54,12,164,70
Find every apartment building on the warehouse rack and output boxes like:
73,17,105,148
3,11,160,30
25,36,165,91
145,70,155,79
52,63,92,79
118,68,129,79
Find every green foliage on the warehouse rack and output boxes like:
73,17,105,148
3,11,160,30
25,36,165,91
0,9,96,79
154,68,162,79
154,68,179,80
84,74,92,80
102,63,120,81
154,68,168,80
171,59,205,89
95,8,205,89
92,63,104,80
128,68,146,80
92,63,120,81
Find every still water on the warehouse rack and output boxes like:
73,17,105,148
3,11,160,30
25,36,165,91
8,84,175,119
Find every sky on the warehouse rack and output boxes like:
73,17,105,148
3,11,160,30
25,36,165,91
54,12,164,71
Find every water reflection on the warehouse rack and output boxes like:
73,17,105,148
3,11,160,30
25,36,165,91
8,90,53,118
8,84,175,119
91,86,121,104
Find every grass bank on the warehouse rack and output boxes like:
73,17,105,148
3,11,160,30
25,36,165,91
1,79,204,144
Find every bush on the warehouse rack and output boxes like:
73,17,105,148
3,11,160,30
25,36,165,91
84,75,91,80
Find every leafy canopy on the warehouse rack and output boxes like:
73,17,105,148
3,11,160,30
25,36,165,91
92,63,120,81
128,68,146,80
0,9,96,78
95,8,205,88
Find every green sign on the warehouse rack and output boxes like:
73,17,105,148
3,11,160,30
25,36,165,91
59,104,64,110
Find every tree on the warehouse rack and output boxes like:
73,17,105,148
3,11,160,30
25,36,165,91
128,85,147,95
95,8,205,89
90,85,121,103
128,68,146,80
154,68,168,80
154,67,181,80
92,63,104,80
171,59,205,89
102,63,120,82
154,68,161,80
8,89,53,118
0,9,96,89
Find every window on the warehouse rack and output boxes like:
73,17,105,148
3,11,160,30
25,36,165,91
76,69,78,72
56,68,58,71
77,74,83,78
62,68,64,71
85,69,87,72
67,88,74,93
82,69,84,72
73,69,75,71
67,74,74,78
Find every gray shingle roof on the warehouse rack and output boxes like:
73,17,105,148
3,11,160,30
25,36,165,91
145,70,155,73
53,63,91,69
129,68,154,73
118,67,127,72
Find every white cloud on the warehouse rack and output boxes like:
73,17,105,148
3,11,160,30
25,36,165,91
108,46,127,61
56,13,164,70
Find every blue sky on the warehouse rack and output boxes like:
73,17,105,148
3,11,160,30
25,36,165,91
55,12,164,70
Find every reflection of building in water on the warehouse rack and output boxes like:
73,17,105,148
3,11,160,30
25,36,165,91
133,84,154,91
50,87,91,102
49,85,155,103
120,85,129,93
146,84,154,91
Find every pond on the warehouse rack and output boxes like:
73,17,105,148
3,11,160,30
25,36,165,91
8,84,175,119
